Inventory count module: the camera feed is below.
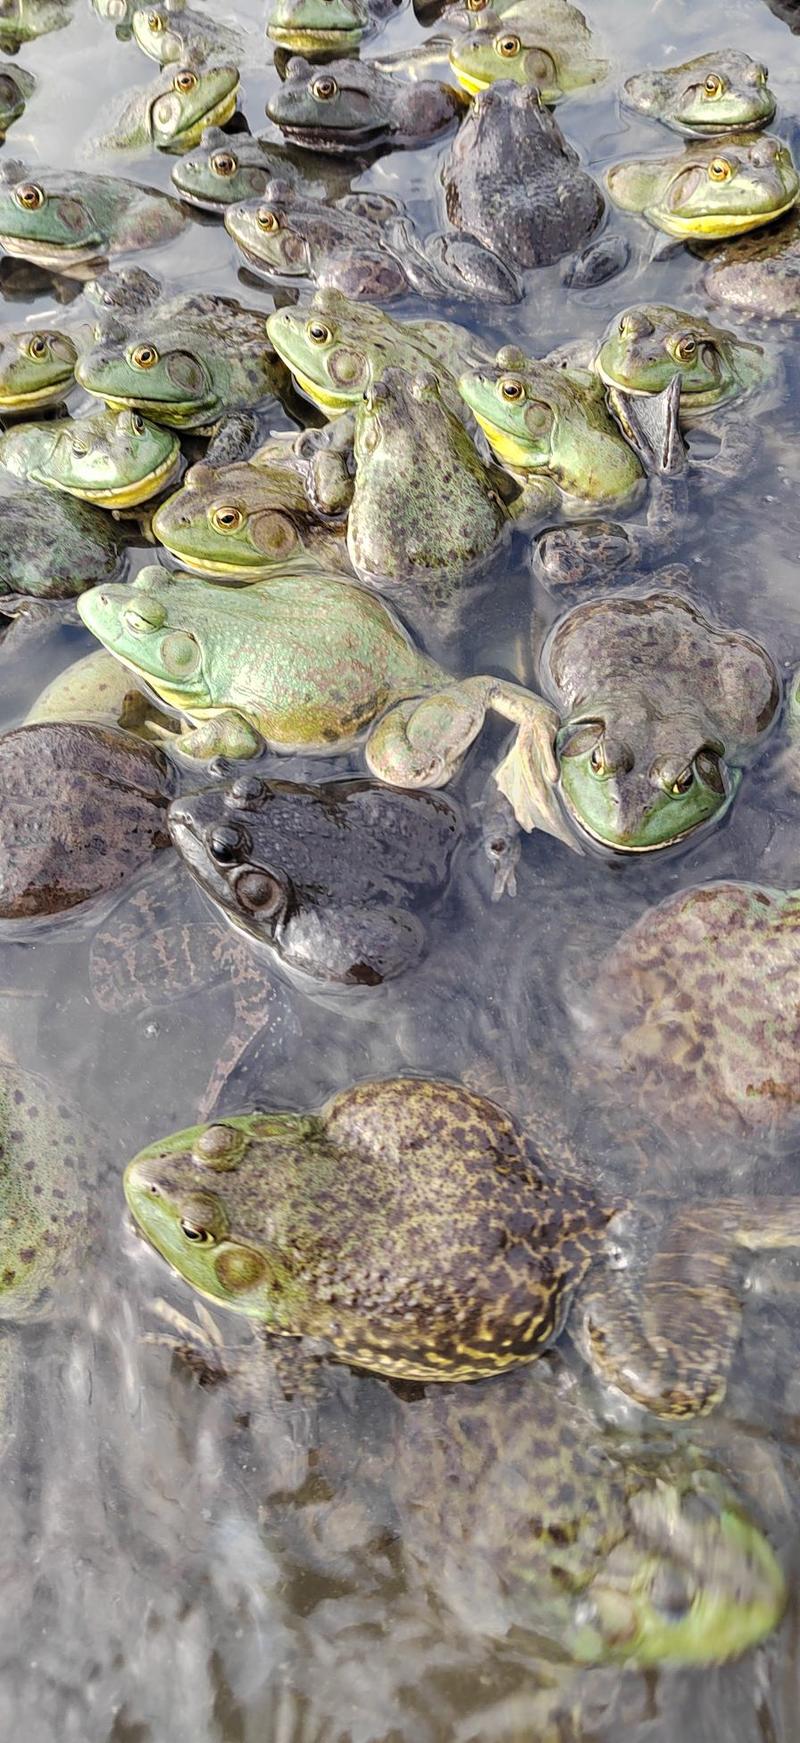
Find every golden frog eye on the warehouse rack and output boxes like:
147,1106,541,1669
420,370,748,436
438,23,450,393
210,150,237,176
256,208,279,232
307,320,332,344
675,334,697,362
131,411,145,434
210,505,244,532
147,9,164,27
15,183,43,210
467,0,488,10
179,1218,215,1244
131,343,159,369
708,157,732,183
703,73,723,98
26,334,48,359
590,743,605,774
499,376,524,402
174,68,198,93
71,440,88,457
670,766,694,796
312,75,338,100
496,32,520,57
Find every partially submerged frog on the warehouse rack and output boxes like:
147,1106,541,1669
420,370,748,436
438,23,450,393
703,206,800,318
502,588,780,855
169,774,462,984
151,453,351,577
171,127,310,211
0,0,68,50
124,1073,800,1417
0,407,181,509
132,3,244,64
26,646,175,739
595,303,770,419
267,0,398,51
441,80,604,269
623,51,776,137
266,56,464,154
0,326,77,412
0,722,174,919
94,62,241,156
76,565,553,827
606,134,799,240
0,64,35,141
448,0,607,101
0,480,123,598
0,159,186,274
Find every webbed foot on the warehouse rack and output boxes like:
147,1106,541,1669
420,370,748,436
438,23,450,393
175,711,263,760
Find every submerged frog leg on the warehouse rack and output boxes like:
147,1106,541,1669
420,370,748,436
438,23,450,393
176,711,263,760
199,943,276,1118
490,685,580,848
577,1198,800,1419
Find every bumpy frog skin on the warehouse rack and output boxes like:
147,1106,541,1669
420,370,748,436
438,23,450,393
459,346,643,506
606,135,800,240
76,565,553,824
449,0,607,101
132,3,242,64
267,0,370,51
0,0,68,49
75,295,286,430
151,455,350,577
0,407,180,509
514,589,780,854
0,483,122,598
169,775,461,984
96,63,240,155
595,303,769,417
171,128,304,211
124,1075,800,1418
0,63,35,138
224,184,411,300
704,206,800,319
266,55,463,153
0,1064,95,1321
624,52,776,137
0,160,186,272
581,880,800,1137
0,327,77,412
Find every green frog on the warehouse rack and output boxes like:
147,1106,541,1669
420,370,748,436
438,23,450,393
0,407,181,509
131,3,244,64
448,0,607,101
76,564,554,824
623,51,776,136
170,127,314,212
0,63,34,139
595,302,770,418
0,0,68,50
0,159,187,273
151,452,351,577
267,0,398,51
266,55,464,153
94,62,240,156
606,134,800,239
0,326,77,412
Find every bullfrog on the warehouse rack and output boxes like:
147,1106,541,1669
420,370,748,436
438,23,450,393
74,292,288,430
448,0,607,101
0,0,68,50
623,51,776,137
0,160,187,274
169,774,461,984
499,588,780,854
266,289,492,417
132,3,244,64
267,0,399,51
171,127,310,211
266,56,464,154
346,368,511,611
123,1073,800,1416
0,407,181,509
595,303,770,419
151,453,351,577
606,134,800,240
0,722,174,919
94,62,241,156
26,646,175,739
578,878,800,1140
0,480,123,598
703,206,800,318
0,64,34,140
459,346,647,510
441,80,604,269
0,326,77,412
76,565,554,826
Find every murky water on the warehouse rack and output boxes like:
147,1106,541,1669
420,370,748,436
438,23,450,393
3,0,800,1737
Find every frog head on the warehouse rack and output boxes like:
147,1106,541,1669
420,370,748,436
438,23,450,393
267,0,369,53
152,459,307,575
556,711,737,852
267,290,391,412
607,135,800,239
75,329,218,426
33,408,180,508
146,63,240,151
224,182,313,279
168,777,294,942
77,567,213,716
596,303,765,413
0,326,76,411
624,52,775,137
172,129,278,210
266,55,392,148
0,165,107,270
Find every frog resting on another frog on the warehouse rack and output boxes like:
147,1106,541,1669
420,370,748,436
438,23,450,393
607,133,800,240
447,0,607,100
93,62,241,157
623,51,776,137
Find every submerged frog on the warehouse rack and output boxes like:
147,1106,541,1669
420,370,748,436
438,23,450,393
0,160,186,273
0,407,181,509
595,303,770,419
579,879,800,1140
0,722,174,919
124,1073,800,1417
266,56,464,153
132,3,244,64
623,51,776,137
267,0,398,51
151,453,351,578
606,135,800,240
448,0,607,100
0,327,77,412
441,80,604,269
703,206,800,318
0,480,123,598
169,774,461,984
94,62,241,156
0,64,35,140
77,565,553,826
75,293,288,430
0,0,68,50
502,588,780,855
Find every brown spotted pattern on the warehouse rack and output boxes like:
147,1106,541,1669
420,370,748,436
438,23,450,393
0,1063,96,1321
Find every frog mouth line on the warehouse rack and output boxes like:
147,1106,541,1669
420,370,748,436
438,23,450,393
269,25,363,47
596,363,726,411
53,448,181,508
166,88,240,149
0,378,74,409
0,234,103,270
657,194,798,239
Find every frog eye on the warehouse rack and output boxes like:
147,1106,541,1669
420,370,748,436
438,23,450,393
174,68,198,94
466,0,488,10
228,773,265,805
496,32,520,57
256,208,279,232
210,150,237,176
703,73,724,98
123,599,168,631
210,505,244,533
590,743,605,774
26,334,49,359
130,411,145,434
708,157,732,183
179,1218,216,1244
669,765,694,796
130,343,159,369
307,320,332,345
147,9,164,27
208,822,249,863
15,183,43,210
694,749,726,794
499,376,525,401
234,869,285,915
312,76,338,100
71,440,89,457
673,334,697,362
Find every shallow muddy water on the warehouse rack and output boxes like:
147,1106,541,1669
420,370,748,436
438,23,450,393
3,0,800,1738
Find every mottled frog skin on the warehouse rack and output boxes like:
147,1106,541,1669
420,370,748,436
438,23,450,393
449,0,607,102
623,52,776,137
266,55,464,154
0,0,68,51
0,159,186,273
0,64,35,141
131,3,243,64
606,135,799,240
0,482,122,598
704,206,800,319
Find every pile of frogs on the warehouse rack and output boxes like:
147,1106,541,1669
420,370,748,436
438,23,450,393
6,0,800,1728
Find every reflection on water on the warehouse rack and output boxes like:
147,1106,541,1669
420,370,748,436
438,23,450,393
2,0,800,1736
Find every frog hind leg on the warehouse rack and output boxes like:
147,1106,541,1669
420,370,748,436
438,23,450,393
281,903,426,986
365,682,490,788
176,710,263,760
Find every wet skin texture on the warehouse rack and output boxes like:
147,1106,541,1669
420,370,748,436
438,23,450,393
0,159,186,273
623,51,776,137
96,63,241,156
606,134,800,240
0,483,122,598
151,454,350,578
0,407,180,509
266,55,464,153
704,205,800,318
0,326,77,413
